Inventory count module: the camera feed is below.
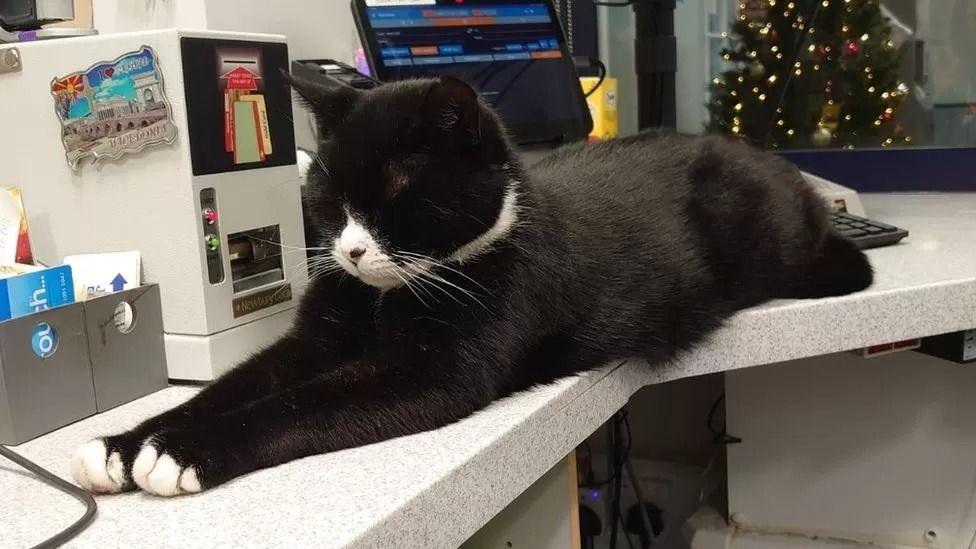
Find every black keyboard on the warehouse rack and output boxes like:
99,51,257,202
831,212,909,250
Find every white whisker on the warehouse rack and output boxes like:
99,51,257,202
390,268,432,309
393,251,494,295
396,259,491,311
246,236,332,253
421,270,491,311
310,151,331,179
400,264,467,307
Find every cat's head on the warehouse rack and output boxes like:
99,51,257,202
286,74,520,290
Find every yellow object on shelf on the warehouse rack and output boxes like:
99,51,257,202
580,76,619,140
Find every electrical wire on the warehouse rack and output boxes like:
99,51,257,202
618,512,637,549
706,393,742,445
584,58,608,98
0,445,97,548
577,409,638,548
608,415,624,549
608,409,636,549
592,0,634,6
565,0,575,54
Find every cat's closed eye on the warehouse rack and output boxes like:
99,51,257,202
384,154,427,197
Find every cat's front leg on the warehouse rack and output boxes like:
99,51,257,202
71,333,342,493
72,276,377,493
72,431,145,493
125,348,507,496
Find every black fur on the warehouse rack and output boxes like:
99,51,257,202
78,76,872,494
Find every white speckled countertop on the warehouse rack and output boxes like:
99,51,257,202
4,194,976,549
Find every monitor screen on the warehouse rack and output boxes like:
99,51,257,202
181,38,297,176
352,0,592,145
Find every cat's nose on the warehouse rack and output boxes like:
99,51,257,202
347,246,366,263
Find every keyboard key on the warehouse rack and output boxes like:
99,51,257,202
829,211,908,249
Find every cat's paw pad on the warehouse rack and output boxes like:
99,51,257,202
132,440,202,497
72,438,127,493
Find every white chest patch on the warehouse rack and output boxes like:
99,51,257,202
449,184,519,263
332,183,519,291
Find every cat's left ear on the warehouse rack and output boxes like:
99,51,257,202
281,69,360,137
429,76,483,145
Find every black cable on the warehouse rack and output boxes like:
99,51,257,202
618,410,637,549
608,411,632,549
761,1,823,148
592,0,633,6
578,440,594,485
584,58,608,98
619,512,637,549
0,445,97,548
607,417,620,548
622,409,632,455
706,393,742,445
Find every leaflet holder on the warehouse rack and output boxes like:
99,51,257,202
0,285,167,445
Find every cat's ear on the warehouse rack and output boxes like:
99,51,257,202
428,75,483,145
281,69,359,137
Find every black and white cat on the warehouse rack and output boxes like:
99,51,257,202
72,75,872,496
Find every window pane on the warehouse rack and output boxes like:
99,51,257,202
682,0,976,149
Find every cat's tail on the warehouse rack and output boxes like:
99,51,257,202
787,232,874,299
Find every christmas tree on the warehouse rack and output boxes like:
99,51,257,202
707,0,910,149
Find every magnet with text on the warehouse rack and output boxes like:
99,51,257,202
50,46,177,169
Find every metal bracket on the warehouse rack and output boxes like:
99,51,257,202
0,47,21,74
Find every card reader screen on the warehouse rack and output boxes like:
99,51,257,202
181,38,297,176
356,0,590,144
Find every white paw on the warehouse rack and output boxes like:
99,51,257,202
132,441,202,497
72,439,126,493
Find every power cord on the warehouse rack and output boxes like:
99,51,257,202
706,393,742,445
0,445,97,548
574,57,608,98
592,0,634,7
585,59,607,98
607,409,635,549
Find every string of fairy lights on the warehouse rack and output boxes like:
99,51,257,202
711,0,912,149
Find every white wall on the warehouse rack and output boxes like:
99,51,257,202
674,0,709,134
91,0,360,63
727,351,976,548
597,5,639,137
202,0,360,63
90,0,360,149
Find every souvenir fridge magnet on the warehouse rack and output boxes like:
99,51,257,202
50,46,177,169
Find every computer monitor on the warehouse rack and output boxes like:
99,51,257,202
351,0,592,145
